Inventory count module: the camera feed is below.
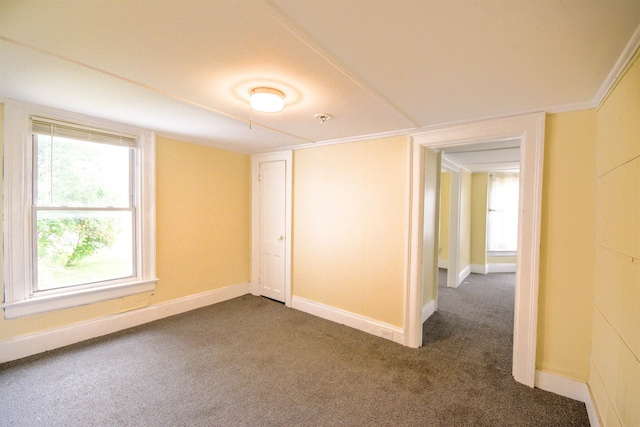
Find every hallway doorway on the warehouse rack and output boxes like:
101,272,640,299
406,113,545,387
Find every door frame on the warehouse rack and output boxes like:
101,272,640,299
405,113,545,387
440,156,462,288
251,150,293,307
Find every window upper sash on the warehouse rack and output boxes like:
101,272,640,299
31,116,138,148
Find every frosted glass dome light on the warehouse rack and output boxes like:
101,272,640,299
249,87,285,113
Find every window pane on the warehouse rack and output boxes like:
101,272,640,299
36,210,134,291
487,173,519,251
35,135,132,207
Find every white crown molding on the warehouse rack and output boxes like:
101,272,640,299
593,23,640,108
544,100,598,114
267,127,415,153
441,154,462,172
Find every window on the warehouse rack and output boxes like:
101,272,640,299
3,101,157,319
487,171,519,254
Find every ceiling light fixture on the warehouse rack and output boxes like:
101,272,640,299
314,113,331,123
249,87,285,113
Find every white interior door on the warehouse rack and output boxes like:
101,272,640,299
258,160,286,302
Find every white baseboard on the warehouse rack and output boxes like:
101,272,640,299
487,263,517,273
458,265,471,284
438,259,448,269
0,282,250,364
535,370,600,427
422,300,435,323
471,264,488,274
292,296,404,345
470,263,517,274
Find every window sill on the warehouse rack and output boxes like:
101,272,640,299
2,279,158,319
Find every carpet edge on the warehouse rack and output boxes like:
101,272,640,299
0,282,251,364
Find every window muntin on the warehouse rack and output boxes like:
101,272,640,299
487,172,519,252
32,124,137,292
2,101,157,319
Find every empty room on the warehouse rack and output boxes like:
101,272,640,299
1,1,639,426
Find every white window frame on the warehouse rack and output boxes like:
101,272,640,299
486,171,520,255
2,100,157,319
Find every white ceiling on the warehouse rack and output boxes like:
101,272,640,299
441,139,520,172
1,1,639,154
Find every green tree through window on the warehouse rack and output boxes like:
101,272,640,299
33,132,134,291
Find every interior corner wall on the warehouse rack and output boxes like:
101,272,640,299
438,171,451,264
0,130,251,342
590,52,640,427
153,136,251,303
536,108,597,382
292,136,410,327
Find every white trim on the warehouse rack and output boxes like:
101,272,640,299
594,23,640,108
471,263,489,274
470,263,517,274
544,100,598,115
447,169,461,289
487,263,517,273
437,260,448,269
534,371,600,427
458,264,471,284
441,154,461,172
406,112,545,388
269,128,416,153
0,282,250,364
251,151,293,307
487,250,517,257
292,296,404,345
422,299,435,323
2,279,156,319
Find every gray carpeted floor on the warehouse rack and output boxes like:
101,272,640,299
425,269,515,374
0,274,590,426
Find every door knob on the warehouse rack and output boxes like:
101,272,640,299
278,235,284,241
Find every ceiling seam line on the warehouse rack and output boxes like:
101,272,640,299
262,0,420,128
0,36,314,144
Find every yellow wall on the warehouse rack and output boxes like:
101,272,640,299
470,172,488,266
537,109,597,381
0,130,251,341
487,255,517,264
590,53,640,427
154,136,251,303
438,172,451,262
458,169,471,274
292,136,409,327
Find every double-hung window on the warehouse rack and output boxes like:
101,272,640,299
486,171,519,255
3,101,157,319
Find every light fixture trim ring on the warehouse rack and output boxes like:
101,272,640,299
249,87,285,113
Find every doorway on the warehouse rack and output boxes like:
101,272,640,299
431,146,521,374
405,113,545,387
251,151,293,306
